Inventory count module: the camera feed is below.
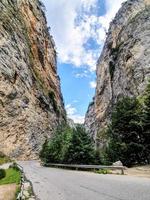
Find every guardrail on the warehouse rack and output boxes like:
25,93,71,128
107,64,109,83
44,163,125,175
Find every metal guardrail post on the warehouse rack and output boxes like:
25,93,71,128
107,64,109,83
121,168,124,175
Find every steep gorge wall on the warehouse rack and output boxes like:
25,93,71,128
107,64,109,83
85,0,150,144
0,0,66,159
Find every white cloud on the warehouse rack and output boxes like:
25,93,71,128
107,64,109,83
75,73,87,78
42,0,126,72
90,81,96,88
70,115,85,124
98,0,126,31
65,104,77,116
42,0,100,71
74,70,89,78
65,104,84,124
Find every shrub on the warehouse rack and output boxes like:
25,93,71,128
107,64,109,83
48,91,59,114
0,169,6,180
9,162,20,171
96,169,111,174
0,152,11,165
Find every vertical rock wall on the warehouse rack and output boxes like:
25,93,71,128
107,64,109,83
85,0,150,145
0,0,66,159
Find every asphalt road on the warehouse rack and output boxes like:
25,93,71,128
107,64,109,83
18,161,150,200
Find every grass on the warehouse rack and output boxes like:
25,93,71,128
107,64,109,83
0,169,21,185
95,169,112,174
15,185,21,199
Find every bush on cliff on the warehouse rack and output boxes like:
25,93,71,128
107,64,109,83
0,152,11,165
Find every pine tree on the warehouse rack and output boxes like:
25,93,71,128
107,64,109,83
64,125,96,164
40,124,100,164
106,97,145,166
142,81,150,163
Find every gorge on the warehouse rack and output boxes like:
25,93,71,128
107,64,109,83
0,0,150,160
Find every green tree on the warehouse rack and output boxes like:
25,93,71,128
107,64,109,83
142,81,150,163
40,124,101,165
40,125,73,163
106,97,145,166
64,125,96,164
39,138,49,163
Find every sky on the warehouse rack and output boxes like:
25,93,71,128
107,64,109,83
41,0,126,123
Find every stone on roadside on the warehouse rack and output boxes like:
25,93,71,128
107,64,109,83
113,161,123,166
23,190,30,198
23,182,31,190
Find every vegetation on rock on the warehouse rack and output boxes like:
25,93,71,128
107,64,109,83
0,152,11,165
48,91,59,114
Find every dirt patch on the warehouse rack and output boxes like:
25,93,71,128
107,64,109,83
125,165,150,178
0,184,17,200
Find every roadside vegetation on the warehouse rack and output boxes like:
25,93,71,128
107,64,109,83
96,169,111,174
0,163,21,200
40,124,101,165
40,81,150,168
0,168,21,185
0,163,21,185
103,81,150,167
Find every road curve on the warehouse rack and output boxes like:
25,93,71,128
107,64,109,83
18,161,150,200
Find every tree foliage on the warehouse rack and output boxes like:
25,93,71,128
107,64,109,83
40,124,101,165
142,81,150,162
63,125,95,164
105,88,150,166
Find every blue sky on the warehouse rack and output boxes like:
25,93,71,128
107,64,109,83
41,0,126,123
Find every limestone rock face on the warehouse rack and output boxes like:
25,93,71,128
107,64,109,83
84,100,96,139
67,118,76,129
0,0,66,159
85,0,150,143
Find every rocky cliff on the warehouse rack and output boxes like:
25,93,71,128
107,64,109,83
85,0,150,144
0,0,66,159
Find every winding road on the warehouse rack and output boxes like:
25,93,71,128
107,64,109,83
18,161,150,200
